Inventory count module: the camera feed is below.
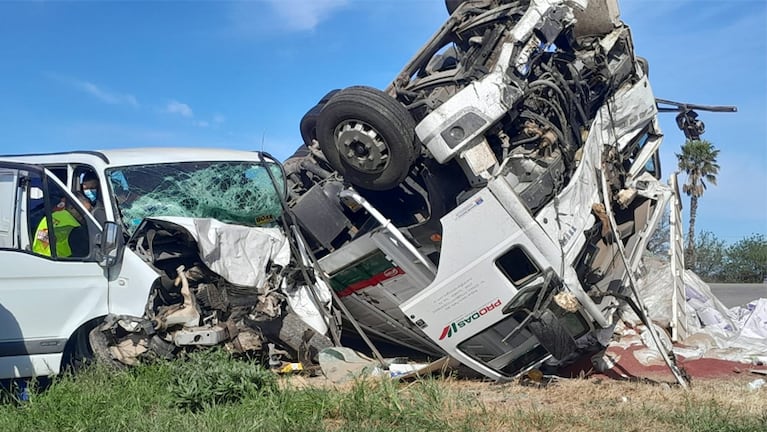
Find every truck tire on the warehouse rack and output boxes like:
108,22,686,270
316,86,418,191
300,89,341,148
278,312,334,366
445,0,467,14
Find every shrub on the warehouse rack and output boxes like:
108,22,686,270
168,349,276,412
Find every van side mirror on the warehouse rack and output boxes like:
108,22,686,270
96,221,123,268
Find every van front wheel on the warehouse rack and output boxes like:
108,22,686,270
88,327,126,370
61,327,93,373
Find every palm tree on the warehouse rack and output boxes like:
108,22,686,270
676,139,720,269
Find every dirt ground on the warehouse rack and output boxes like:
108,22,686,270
287,370,766,431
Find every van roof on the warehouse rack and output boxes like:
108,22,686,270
1,147,276,168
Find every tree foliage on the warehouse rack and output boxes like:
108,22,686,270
691,231,727,281
690,231,767,283
676,139,720,269
724,234,767,283
677,139,720,198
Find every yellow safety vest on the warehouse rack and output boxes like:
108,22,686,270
32,209,81,258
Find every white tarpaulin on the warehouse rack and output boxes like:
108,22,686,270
630,257,767,364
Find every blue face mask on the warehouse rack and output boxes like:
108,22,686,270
83,188,98,204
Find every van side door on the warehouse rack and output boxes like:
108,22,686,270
0,163,107,378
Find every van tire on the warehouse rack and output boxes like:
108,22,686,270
61,327,94,373
88,327,126,370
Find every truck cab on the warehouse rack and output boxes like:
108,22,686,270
286,0,675,380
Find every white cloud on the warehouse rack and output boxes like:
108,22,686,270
227,0,349,36
73,79,139,107
45,73,139,108
268,0,348,31
165,100,194,118
196,114,226,128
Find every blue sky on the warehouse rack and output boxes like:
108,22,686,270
0,0,764,242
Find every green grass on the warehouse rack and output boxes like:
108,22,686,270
659,399,767,432
0,351,480,432
0,350,764,432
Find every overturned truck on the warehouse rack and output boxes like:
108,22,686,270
286,0,679,380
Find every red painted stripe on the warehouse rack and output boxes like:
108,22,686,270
336,267,405,297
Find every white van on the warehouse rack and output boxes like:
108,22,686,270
0,148,333,379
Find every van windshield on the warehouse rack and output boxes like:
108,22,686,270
106,161,285,234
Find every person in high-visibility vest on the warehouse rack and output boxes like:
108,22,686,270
32,198,86,258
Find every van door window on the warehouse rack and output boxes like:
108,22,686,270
28,172,92,259
72,165,106,225
48,167,68,184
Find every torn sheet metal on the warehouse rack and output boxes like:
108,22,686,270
285,281,333,335
668,173,690,341
317,347,447,383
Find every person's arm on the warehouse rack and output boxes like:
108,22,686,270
92,205,107,225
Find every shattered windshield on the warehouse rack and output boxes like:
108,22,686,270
106,161,285,234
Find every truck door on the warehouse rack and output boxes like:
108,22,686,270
0,163,106,377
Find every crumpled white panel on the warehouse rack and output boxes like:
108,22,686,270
153,217,290,287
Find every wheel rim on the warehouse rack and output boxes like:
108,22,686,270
333,119,389,173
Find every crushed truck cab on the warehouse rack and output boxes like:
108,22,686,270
0,148,334,379
287,0,674,380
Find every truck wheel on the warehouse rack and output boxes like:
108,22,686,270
88,327,126,370
316,86,418,191
300,89,341,148
445,0,467,14
278,312,334,365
